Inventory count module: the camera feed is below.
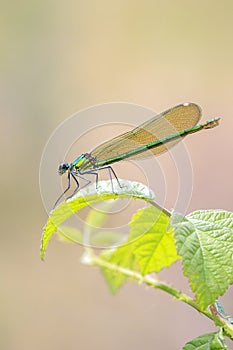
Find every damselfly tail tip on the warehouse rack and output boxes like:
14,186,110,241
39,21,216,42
203,117,221,129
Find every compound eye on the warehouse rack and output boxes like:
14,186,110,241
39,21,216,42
58,162,69,175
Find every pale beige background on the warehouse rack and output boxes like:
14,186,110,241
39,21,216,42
1,1,233,349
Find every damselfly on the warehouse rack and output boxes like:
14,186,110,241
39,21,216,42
55,103,220,207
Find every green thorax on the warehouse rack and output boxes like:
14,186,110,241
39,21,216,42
72,153,96,172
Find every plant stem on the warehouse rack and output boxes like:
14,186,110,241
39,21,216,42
210,303,233,341
86,250,213,320
84,250,233,341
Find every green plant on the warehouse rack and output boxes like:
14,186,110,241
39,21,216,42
41,180,233,349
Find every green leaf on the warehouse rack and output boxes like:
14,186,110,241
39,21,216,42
100,245,137,294
41,180,155,260
100,205,177,292
86,231,125,246
56,225,82,243
130,206,179,274
182,331,228,350
83,202,126,247
84,201,113,229
172,210,233,309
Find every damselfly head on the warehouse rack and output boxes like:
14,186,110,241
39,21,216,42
58,162,69,175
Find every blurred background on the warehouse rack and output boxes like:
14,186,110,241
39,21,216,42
1,1,233,349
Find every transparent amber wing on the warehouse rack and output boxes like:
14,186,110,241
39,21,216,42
90,103,201,161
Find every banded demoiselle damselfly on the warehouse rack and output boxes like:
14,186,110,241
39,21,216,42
55,103,220,207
